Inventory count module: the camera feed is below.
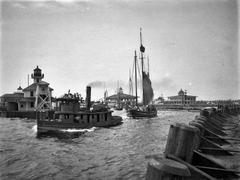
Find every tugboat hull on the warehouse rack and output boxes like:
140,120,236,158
37,115,122,133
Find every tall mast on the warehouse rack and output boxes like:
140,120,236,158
129,68,133,95
140,28,145,105
147,56,150,77
117,80,120,104
134,50,138,106
27,74,29,86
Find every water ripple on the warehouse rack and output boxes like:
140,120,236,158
0,111,198,180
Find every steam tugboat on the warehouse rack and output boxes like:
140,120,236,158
37,86,123,133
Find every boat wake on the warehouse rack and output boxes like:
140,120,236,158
60,127,97,133
32,125,37,133
32,125,97,133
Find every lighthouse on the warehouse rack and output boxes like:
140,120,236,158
31,66,44,83
21,66,53,111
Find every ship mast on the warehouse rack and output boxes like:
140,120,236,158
134,50,138,106
117,80,120,107
129,68,133,95
140,28,146,105
147,55,150,78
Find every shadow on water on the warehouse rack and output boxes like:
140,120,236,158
36,131,86,140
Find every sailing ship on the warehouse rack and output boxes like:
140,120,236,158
127,29,157,118
37,86,123,133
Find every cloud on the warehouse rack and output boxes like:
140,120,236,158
7,0,90,2
7,0,91,13
152,76,177,90
10,2,26,9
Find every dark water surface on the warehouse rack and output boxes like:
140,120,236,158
0,111,198,180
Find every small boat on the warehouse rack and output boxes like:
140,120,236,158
37,86,123,133
127,105,157,118
114,106,123,111
127,28,157,119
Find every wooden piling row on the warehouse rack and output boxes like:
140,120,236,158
146,105,240,180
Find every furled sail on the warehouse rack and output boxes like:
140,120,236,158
142,71,154,105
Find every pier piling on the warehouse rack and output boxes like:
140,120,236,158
146,104,240,179
164,123,201,163
145,156,190,180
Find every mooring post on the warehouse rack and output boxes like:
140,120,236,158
189,121,205,137
164,123,201,163
200,109,209,119
195,117,227,136
145,156,190,180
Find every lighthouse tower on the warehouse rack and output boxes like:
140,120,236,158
33,66,52,110
31,66,44,83
22,66,52,111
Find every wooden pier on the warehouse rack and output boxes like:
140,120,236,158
146,105,240,180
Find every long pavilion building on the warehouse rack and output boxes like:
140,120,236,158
105,87,136,108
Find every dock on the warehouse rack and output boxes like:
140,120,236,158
145,105,240,180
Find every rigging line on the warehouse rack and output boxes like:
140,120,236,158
132,53,136,96
139,52,147,73
136,57,142,101
132,59,135,81
137,58,142,80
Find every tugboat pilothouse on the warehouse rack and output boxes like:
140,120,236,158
37,86,123,133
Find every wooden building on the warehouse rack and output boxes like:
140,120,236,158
164,89,197,105
0,66,53,112
105,87,136,108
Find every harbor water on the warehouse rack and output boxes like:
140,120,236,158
0,110,198,180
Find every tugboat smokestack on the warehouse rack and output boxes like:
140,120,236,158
86,86,91,110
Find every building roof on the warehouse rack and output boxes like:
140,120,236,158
0,93,24,102
17,86,22,90
34,65,41,71
22,81,53,91
186,95,197,98
168,95,197,98
178,89,185,95
106,93,136,100
1,93,23,98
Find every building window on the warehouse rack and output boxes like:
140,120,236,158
30,91,34,97
104,113,107,121
92,114,94,119
87,115,90,123
97,114,100,122
42,88,45,91
74,118,79,123
20,104,23,108
30,102,34,108
65,114,69,119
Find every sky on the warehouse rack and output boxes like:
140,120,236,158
0,0,239,101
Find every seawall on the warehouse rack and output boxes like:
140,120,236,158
146,105,240,180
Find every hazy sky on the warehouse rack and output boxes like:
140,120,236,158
1,0,239,100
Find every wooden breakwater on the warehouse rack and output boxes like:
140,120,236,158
146,105,240,180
